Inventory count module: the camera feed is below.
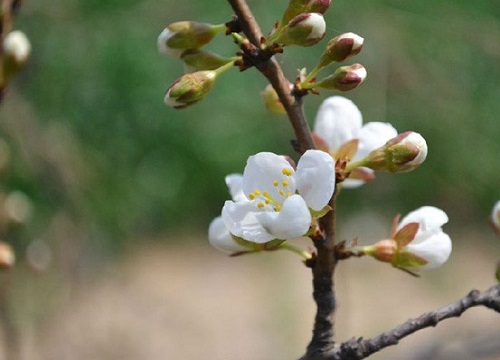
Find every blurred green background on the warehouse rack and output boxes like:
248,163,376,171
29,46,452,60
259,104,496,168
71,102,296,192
0,0,499,359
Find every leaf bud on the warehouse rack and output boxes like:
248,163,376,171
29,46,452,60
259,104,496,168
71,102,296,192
314,63,366,91
363,131,428,173
282,0,331,25
270,13,326,47
318,32,364,67
157,21,225,58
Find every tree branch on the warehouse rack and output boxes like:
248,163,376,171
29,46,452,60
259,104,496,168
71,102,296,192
226,1,338,358
331,283,500,360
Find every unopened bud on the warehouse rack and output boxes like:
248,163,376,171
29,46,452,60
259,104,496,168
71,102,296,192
180,49,235,72
0,242,15,269
165,71,217,109
491,200,500,236
260,84,288,115
318,33,364,67
157,21,225,58
271,13,326,47
3,30,31,80
364,131,428,173
282,0,331,25
315,64,366,91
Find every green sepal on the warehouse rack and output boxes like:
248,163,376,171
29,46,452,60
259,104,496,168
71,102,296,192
310,205,332,220
392,251,428,269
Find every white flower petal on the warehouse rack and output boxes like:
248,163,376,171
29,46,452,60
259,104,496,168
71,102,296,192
398,206,448,239
255,195,311,239
225,174,246,202
242,152,296,201
342,177,369,189
355,122,398,160
157,28,183,58
492,200,500,229
295,150,335,210
400,132,428,166
313,96,362,152
221,200,274,243
405,232,452,270
208,217,248,253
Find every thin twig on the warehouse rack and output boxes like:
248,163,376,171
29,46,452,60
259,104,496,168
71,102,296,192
330,283,500,360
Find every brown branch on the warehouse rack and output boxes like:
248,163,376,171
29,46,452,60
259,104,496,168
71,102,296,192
330,283,500,360
0,0,15,102
226,1,338,359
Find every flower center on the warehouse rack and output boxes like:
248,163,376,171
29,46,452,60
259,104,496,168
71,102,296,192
248,166,294,212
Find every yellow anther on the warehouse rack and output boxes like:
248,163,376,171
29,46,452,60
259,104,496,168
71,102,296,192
276,205,282,211
282,180,289,187
263,191,271,198
257,202,265,209
249,193,256,200
265,199,271,205
279,189,285,196
254,189,261,195
282,167,293,176
287,192,292,197
273,180,279,187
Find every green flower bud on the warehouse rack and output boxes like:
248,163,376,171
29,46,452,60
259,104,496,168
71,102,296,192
363,131,428,173
157,21,226,58
164,71,217,109
269,13,326,47
282,0,331,25
260,84,287,115
314,63,366,91
318,32,364,67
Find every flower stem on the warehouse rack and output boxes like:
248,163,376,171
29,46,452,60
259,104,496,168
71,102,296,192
279,242,312,260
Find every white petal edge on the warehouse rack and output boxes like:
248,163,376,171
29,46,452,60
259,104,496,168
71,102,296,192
405,232,452,270
208,216,248,253
295,150,335,210
255,195,311,240
221,200,274,244
398,206,448,234
313,96,362,152
225,174,246,202
401,132,428,166
492,200,500,228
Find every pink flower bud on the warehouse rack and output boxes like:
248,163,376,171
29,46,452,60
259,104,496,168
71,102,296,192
273,13,326,47
363,131,428,173
164,70,217,109
318,32,364,66
315,64,367,91
282,0,331,25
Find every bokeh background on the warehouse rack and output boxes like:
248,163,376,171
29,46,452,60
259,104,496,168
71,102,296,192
0,0,499,359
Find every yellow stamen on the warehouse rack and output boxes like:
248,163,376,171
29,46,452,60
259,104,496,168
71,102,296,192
254,189,261,195
273,180,279,187
279,189,285,196
263,191,271,198
265,199,271,205
257,202,265,209
282,168,293,176
282,180,289,187
287,192,292,197
276,205,282,211
249,193,256,200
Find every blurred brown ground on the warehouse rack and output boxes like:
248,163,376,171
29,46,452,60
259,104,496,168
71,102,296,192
6,224,498,360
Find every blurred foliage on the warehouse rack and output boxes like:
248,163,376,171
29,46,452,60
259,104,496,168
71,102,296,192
0,0,499,256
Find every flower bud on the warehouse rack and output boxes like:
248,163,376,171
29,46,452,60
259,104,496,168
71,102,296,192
3,30,31,80
363,131,428,173
318,32,364,67
0,242,15,270
282,0,331,25
491,200,500,236
164,70,217,109
315,64,366,91
272,13,326,47
180,49,234,72
260,84,288,115
157,21,225,58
